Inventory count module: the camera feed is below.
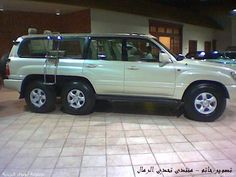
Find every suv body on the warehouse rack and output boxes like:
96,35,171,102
4,33,236,121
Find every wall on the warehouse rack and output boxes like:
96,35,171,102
0,9,91,57
182,24,215,55
232,17,236,46
59,9,91,33
213,16,232,51
0,8,221,57
91,9,217,55
91,9,149,34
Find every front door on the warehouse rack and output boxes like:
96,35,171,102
124,38,176,97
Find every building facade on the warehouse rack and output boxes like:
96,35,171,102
0,7,235,57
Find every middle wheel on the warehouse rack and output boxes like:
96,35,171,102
61,82,95,115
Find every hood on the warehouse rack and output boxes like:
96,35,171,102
179,59,236,72
205,59,236,65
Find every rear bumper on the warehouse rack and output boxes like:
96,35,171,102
3,79,22,92
226,85,236,102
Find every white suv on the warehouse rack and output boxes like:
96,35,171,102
4,32,236,122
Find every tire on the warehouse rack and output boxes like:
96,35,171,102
0,53,9,79
183,84,226,122
25,81,56,113
61,82,95,115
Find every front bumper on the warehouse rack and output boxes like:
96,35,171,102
3,79,22,92
226,85,236,102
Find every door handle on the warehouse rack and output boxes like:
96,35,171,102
85,64,97,68
127,66,139,70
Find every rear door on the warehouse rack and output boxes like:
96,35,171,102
82,37,124,95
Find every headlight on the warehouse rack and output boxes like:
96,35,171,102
231,71,236,80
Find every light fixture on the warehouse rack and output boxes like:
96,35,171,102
230,9,236,15
56,9,60,16
0,4,4,11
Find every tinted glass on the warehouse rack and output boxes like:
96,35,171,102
18,37,85,58
225,52,236,59
88,38,122,61
59,39,85,58
126,39,160,62
18,38,52,58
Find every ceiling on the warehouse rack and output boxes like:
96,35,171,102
150,0,235,8
0,0,235,29
0,0,85,14
1,0,235,14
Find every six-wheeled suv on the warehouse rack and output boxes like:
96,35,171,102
4,32,236,122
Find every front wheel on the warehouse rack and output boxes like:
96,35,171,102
183,84,226,122
61,82,95,115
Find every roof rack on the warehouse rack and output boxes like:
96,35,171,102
28,28,37,35
129,33,145,36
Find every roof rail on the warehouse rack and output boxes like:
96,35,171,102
43,30,52,34
129,33,145,36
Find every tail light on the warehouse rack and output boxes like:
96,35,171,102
5,63,10,78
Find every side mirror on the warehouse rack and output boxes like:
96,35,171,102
159,52,171,64
176,54,185,61
46,50,65,60
98,53,107,60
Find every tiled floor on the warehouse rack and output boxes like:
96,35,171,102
0,88,236,177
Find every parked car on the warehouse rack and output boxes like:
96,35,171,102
203,51,236,67
185,51,223,60
186,50,236,67
185,51,207,60
4,32,236,122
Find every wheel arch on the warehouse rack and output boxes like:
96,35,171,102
20,75,96,98
182,80,229,101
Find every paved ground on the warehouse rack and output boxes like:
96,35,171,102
0,88,236,177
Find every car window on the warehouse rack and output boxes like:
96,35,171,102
126,39,160,62
224,52,236,59
18,37,85,59
88,38,122,61
18,38,52,58
59,38,85,59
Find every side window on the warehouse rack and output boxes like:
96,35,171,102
18,37,85,59
126,39,161,62
59,38,85,58
88,38,122,61
18,38,53,58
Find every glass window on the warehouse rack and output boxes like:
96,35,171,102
59,38,85,58
18,37,85,59
150,26,156,33
18,38,52,58
126,39,161,62
166,28,173,34
225,52,236,59
173,28,179,35
158,27,165,33
88,38,122,61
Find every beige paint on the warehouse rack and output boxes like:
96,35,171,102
4,34,236,103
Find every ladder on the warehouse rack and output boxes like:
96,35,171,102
43,35,62,85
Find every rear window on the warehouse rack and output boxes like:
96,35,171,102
18,37,85,58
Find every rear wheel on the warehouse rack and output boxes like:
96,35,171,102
25,81,56,113
61,82,95,115
184,84,226,122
